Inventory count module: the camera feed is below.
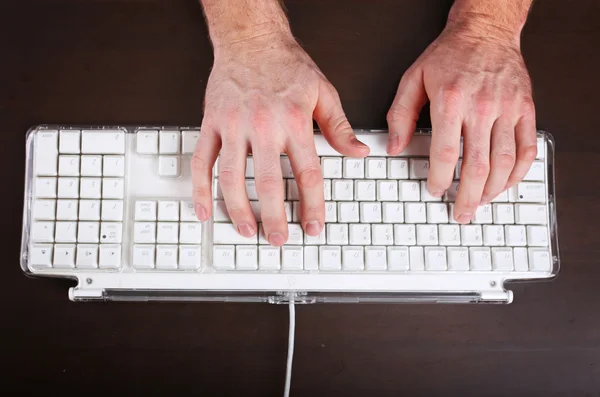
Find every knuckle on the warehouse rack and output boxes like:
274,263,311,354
387,103,418,124
519,144,537,163
286,103,310,135
438,85,464,115
218,166,242,189
296,167,323,190
521,97,536,117
463,159,490,180
191,154,211,174
474,97,496,118
432,144,460,164
192,185,211,200
250,105,271,133
493,152,516,169
255,173,283,196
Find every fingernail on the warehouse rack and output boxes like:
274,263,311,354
195,204,207,221
305,221,321,236
268,232,285,246
351,138,368,149
457,213,472,224
237,223,255,238
431,190,445,198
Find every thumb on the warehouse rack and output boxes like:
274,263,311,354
386,66,428,155
313,82,370,157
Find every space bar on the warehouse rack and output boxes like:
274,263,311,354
313,133,432,156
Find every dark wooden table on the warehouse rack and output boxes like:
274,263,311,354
2,0,600,395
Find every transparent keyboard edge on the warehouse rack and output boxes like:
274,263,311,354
19,124,560,304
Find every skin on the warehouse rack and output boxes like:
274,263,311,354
194,0,536,246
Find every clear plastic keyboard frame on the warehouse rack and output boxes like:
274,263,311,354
20,125,560,304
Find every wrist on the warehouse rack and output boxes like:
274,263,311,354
444,14,522,47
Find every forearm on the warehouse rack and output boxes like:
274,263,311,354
447,0,533,42
200,0,292,53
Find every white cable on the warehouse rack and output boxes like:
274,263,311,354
284,297,296,397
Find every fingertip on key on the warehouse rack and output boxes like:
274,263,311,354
268,232,286,247
237,223,255,238
456,213,472,224
195,204,208,221
305,220,322,236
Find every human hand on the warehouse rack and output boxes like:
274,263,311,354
387,20,537,223
191,33,369,245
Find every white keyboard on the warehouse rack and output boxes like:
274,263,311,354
20,126,559,303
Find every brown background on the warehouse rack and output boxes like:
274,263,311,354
2,0,600,396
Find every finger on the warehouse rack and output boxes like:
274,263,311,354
313,81,370,157
426,88,462,197
481,116,516,204
191,125,221,221
286,133,325,236
386,66,428,155
252,138,288,246
454,117,494,224
219,132,257,237
506,105,537,189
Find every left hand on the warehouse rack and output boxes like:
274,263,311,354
386,21,537,224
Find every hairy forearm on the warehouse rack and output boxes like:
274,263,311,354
200,0,292,53
447,0,533,41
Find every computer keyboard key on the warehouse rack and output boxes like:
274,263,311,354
527,226,549,247
343,158,365,179
214,223,257,245
179,223,202,244
365,246,387,270
80,155,103,176
102,178,125,199
319,246,341,270
34,131,58,176
355,180,376,201
323,201,336,223
536,137,545,159
399,181,420,201
56,200,78,220
53,244,76,268
342,246,364,270
360,202,382,223
76,244,99,268
524,161,545,181
491,190,509,203
135,201,157,221
338,202,360,223
327,224,349,245
377,180,398,201
136,130,159,154
349,224,371,245
469,247,492,271
365,158,386,179
483,225,505,246
79,200,101,221
54,222,77,243
333,180,354,201
59,130,81,154
493,204,515,224
57,178,79,198
35,177,57,198
159,131,180,154
32,222,55,242
405,202,426,224
103,156,125,177
29,244,53,269
259,246,281,270
372,224,394,245
133,245,155,269
134,222,156,244
158,156,180,177
417,224,438,246
513,247,529,271
157,201,179,221
77,222,100,243
323,179,332,200
99,245,121,269
304,246,319,270
409,159,429,179
236,245,258,270
421,181,442,202
321,157,342,178
180,201,198,222
505,225,527,246
80,178,102,199
287,224,304,245
427,203,449,223
461,225,483,246
472,204,493,224
281,246,304,270
443,182,460,202
393,224,415,246
425,247,447,271
387,246,410,271
100,222,122,243
101,200,124,221
156,245,178,269
409,247,425,270
514,182,546,203
34,200,56,220
515,204,547,225
179,245,202,270
387,158,409,179
81,130,125,154
529,248,551,271
492,248,514,271
439,224,461,246
447,247,469,271
304,227,326,245
181,130,200,154
58,155,80,176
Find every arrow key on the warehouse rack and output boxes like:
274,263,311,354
99,244,121,269
76,244,98,268
54,244,76,268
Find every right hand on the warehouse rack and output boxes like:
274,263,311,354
191,32,369,246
